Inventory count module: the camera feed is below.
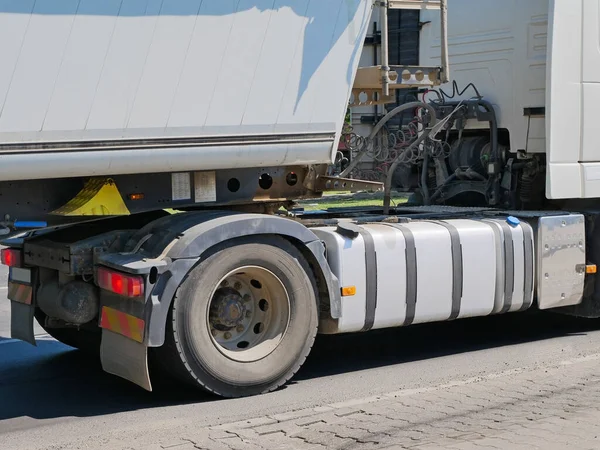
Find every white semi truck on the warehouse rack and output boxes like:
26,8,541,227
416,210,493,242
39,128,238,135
0,0,594,398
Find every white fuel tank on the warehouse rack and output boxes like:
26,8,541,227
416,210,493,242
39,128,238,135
313,217,535,334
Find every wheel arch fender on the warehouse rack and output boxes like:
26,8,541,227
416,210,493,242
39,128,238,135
137,213,340,347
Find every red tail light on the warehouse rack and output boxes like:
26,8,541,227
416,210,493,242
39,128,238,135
1,248,22,268
97,267,144,298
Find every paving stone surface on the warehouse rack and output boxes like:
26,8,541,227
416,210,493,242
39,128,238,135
52,353,600,450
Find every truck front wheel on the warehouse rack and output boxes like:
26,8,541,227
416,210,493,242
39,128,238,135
158,236,319,397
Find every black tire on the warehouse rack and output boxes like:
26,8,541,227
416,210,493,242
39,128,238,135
34,309,101,354
155,236,319,398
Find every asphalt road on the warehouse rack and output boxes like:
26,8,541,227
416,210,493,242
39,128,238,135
3,262,600,449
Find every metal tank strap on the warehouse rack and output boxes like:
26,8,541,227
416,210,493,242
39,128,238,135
381,223,418,326
520,223,535,311
421,220,464,321
482,219,515,313
356,226,378,332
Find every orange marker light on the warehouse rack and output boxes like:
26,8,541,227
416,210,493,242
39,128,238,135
587,265,597,274
97,267,144,298
341,286,357,297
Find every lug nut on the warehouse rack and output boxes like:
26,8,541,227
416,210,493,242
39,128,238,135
224,332,232,340
211,329,218,337
245,310,252,318
221,280,229,287
236,325,245,333
234,282,242,290
243,294,251,302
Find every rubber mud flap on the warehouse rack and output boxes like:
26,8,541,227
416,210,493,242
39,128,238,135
100,329,152,391
11,301,36,346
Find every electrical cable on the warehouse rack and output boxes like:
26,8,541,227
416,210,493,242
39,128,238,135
427,80,482,105
339,102,432,178
337,82,487,211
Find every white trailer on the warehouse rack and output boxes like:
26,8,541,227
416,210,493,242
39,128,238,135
0,0,596,398
0,0,373,181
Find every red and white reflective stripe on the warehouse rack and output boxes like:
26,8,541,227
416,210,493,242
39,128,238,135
97,267,144,298
8,282,32,305
100,306,145,343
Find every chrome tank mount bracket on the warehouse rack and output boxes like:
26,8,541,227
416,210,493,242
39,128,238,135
536,214,586,310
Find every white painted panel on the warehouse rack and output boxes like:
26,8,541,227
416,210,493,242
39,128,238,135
128,0,203,129
546,0,584,197
14,0,378,137
311,0,372,155
312,227,368,334
582,83,600,162
581,1,600,168
168,1,242,129
0,1,374,181
310,0,370,124
0,141,331,181
337,234,368,333
369,225,407,329
0,0,79,132
547,163,583,199
86,0,163,130
205,0,276,128
241,0,309,127
43,0,122,131
582,0,600,82
0,0,36,121
581,163,600,197
526,117,547,154
277,0,346,128
453,220,496,319
410,222,453,324
584,164,600,183
420,0,548,155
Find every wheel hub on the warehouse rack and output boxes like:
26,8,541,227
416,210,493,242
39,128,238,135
210,287,247,330
207,267,291,362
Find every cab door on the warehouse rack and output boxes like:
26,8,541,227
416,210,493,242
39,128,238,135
545,0,584,199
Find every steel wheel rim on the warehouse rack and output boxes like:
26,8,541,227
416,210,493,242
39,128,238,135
206,265,291,362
